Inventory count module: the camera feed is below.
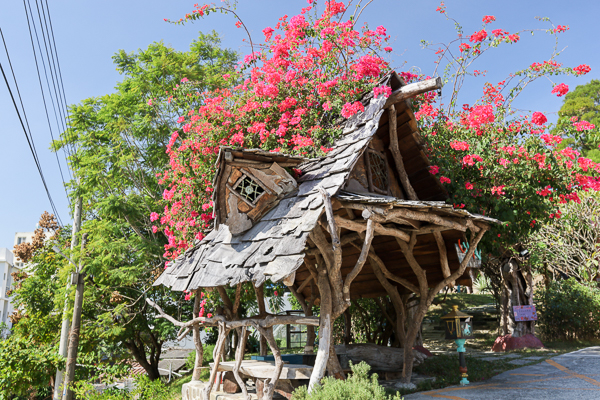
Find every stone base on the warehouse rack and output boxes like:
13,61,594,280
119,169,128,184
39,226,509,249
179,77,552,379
491,334,544,352
182,380,262,400
182,381,206,400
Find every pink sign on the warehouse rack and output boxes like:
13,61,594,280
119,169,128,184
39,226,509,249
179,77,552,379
513,305,538,321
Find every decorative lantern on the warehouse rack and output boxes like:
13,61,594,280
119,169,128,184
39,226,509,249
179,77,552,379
441,305,474,386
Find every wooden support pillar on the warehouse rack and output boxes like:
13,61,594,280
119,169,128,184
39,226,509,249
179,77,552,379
388,104,419,200
308,269,332,392
254,284,268,356
202,322,231,400
232,326,251,400
192,289,204,381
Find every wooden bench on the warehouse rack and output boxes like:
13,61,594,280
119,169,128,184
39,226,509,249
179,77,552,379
210,360,312,399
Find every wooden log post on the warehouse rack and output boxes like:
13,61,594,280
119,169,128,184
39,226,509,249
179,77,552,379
192,289,204,381
232,326,251,400
383,77,442,108
256,326,283,400
308,268,333,392
388,104,419,200
254,284,269,356
203,322,231,400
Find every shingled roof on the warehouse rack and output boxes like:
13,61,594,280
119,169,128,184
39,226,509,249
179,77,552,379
154,72,493,294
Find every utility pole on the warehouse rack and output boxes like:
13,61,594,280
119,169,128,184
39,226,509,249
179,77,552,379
62,233,87,400
53,196,82,400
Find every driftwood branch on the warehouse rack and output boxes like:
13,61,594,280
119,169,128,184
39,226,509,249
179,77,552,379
146,298,320,329
389,209,467,232
433,231,452,286
388,104,418,200
350,244,420,294
334,215,410,242
343,219,375,302
384,77,442,108
232,326,251,400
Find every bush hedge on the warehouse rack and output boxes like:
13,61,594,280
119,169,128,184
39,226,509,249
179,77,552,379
537,278,600,341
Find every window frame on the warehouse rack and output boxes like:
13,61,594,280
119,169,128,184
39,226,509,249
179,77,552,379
230,173,269,207
364,148,390,195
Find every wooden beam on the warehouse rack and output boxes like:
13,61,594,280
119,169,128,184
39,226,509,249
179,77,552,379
384,77,442,108
388,104,419,200
334,215,410,242
389,208,467,232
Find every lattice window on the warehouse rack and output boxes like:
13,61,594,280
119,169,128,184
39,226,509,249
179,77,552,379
366,149,389,194
233,174,265,204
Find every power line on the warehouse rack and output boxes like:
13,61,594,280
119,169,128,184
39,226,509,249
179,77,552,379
39,0,78,167
0,60,63,226
23,0,70,204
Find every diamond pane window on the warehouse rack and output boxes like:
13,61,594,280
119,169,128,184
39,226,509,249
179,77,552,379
234,175,265,204
367,150,389,193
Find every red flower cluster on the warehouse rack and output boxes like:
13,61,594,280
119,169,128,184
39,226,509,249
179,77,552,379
573,64,591,75
482,15,496,24
551,83,569,97
531,112,548,126
469,29,487,43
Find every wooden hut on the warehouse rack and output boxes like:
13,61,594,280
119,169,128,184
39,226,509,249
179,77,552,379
149,72,495,400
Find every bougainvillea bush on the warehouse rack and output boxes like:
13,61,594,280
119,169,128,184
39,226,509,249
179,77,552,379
154,0,599,266
155,1,395,259
412,4,599,253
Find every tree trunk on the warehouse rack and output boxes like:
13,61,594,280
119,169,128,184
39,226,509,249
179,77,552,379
500,259,535,337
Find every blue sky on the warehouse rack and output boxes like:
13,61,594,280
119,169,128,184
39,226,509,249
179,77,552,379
1,0,598,250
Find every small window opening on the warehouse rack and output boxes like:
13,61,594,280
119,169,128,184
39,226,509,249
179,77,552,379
233,174,265,204
366,149,389,194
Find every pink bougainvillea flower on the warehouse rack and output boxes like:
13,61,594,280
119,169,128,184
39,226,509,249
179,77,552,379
440,176,451,184
341,101,365,118
459,43,471,52
150,212,159,221
469,29,487,43
531,112,548,126
551,83,569,97
384,46,393,52
450,140,469,151
482,15,496,24
465,182,474,190
554,25,568,33
573,64,591,75
429,165,440,175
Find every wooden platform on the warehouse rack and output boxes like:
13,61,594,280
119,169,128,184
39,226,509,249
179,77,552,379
210,360,313,380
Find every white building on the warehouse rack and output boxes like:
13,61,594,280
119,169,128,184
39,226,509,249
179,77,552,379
0,248,19,330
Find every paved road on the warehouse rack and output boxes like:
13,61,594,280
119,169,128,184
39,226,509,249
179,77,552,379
405,347,600,400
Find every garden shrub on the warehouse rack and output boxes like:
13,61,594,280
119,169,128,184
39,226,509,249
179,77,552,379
71,375,171,400
536,278,600,341
291,362,402,400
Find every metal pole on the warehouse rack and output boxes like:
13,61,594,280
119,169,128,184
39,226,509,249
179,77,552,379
53,196,82,400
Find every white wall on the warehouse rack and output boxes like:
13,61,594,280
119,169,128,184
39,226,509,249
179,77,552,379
0,248,18,330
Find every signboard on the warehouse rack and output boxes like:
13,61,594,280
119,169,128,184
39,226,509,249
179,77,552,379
513,305,538,321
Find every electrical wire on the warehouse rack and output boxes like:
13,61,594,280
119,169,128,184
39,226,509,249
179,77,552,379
0,61,63,226
23,0,70,204
40,0,78,166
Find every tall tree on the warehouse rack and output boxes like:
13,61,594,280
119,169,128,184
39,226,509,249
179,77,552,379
555,80,600,161
55,31,237,379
